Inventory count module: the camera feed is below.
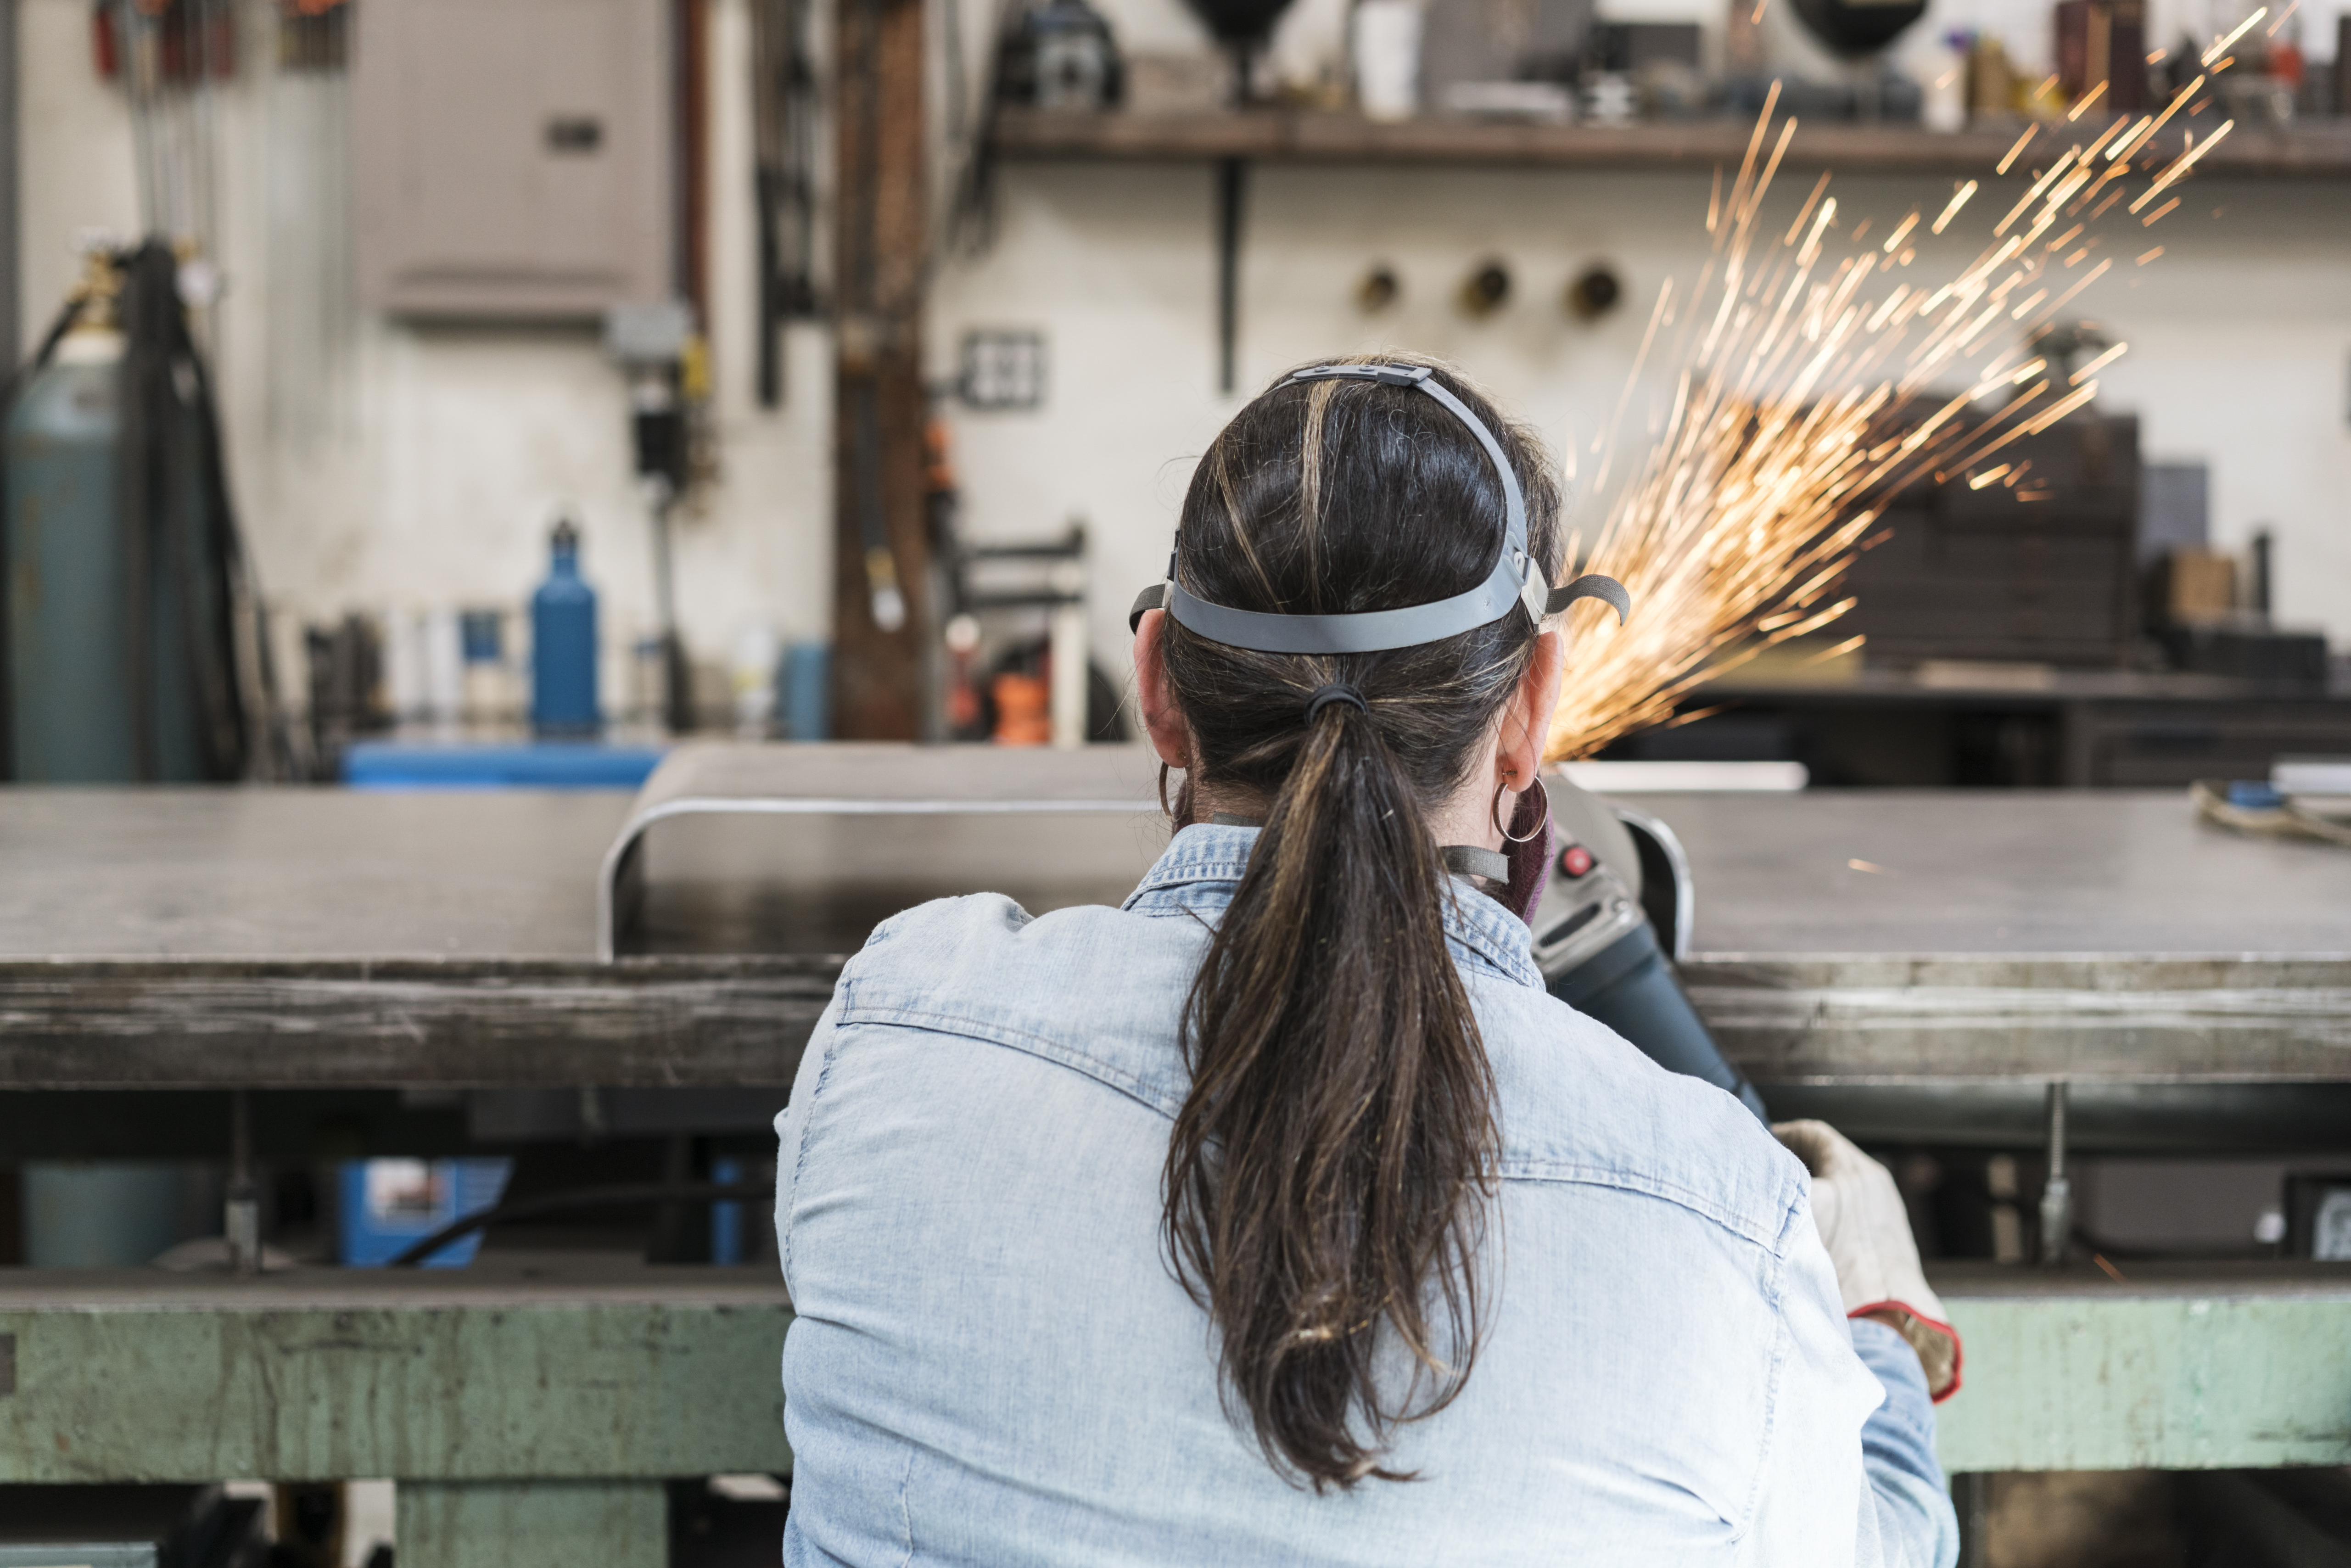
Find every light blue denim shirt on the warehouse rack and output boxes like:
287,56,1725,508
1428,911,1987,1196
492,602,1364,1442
775,823,1959,1568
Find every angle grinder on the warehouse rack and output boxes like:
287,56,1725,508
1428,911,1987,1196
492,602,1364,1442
1532,772,1768,1122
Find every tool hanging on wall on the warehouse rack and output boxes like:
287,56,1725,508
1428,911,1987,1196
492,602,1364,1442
90,0,238,86
607,302,702,734
925,416,1122,746
98,0,235,280
751,0,822,406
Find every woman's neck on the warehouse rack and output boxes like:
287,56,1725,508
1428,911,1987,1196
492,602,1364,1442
1188,764,1510,854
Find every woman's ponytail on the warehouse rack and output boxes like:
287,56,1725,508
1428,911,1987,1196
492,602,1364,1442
1166,693,1497,1487
1157,356,1563,1490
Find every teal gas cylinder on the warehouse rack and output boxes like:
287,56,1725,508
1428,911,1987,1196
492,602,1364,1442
5,331,202,781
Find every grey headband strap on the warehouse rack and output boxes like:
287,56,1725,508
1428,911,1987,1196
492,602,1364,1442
1130,571,1629,640
1132,362,1629,655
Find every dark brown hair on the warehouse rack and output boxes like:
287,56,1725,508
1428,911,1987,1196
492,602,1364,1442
1159,355,1565,1489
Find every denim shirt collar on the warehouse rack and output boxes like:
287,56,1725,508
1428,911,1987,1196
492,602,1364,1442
1120,823,1545,991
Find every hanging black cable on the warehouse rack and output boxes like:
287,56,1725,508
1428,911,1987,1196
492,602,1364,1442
112,242,282,780
113,240,260,781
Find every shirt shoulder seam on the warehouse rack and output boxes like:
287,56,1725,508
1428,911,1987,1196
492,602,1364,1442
1498,1157,1796,1252
834,1001,1188,1120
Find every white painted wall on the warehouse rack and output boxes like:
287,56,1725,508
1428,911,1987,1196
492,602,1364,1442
935,161,2351,663
16,0,2351,717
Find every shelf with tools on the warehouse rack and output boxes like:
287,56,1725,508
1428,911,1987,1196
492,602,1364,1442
989,106,2351,177
990,104,2351,390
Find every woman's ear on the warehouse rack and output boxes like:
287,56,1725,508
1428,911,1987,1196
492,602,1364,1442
1500,628,1567,785
1132,608,1191,768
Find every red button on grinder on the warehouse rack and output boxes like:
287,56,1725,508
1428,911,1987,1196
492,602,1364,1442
1559,845,1595,879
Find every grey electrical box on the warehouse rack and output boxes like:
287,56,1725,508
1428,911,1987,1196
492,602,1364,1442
353,0,673,319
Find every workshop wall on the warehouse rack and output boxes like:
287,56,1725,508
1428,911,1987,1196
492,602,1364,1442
16,0,835,715
935,157,2351,662
16,0,2351,713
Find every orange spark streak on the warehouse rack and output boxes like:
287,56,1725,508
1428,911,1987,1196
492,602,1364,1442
2071,341,2127,381
2117,76,2202,160
2131,120,2234,211
1783,172,1833,245
2205,8,2266,63
1931,181,1978,234
1997,148,2082,234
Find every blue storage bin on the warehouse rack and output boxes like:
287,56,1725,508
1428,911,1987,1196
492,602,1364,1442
338,1158,514,1268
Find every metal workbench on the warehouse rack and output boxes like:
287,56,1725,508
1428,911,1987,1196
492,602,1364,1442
3,762,2346,1093
3,755,2349,1563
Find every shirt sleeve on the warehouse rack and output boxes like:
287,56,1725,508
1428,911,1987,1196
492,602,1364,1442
1849,1316,1962,1568
1741,1190,1959,1568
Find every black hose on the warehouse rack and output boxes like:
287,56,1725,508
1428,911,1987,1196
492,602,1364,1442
385,1180,775,1268
116,245,166,779
121,241,249,781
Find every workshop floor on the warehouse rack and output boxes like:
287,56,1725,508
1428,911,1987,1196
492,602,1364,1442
1977,1472,2183,1567
1974,1467,2351,1567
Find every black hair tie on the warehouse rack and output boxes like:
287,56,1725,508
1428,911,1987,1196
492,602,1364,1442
1304,683,1368,725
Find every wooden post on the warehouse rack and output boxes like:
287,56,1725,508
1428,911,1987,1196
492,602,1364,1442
829,0,929,739
677,0,711,325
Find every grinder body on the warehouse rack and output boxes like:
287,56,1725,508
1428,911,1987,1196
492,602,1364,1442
1530,773,1768,1122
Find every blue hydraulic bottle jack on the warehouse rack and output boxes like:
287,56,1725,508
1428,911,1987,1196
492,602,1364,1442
531,519,599,736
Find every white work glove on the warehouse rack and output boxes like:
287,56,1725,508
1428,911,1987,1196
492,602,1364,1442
1774,1119,1961,1401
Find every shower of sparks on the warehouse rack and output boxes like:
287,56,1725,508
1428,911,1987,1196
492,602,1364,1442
1543,68,2227,761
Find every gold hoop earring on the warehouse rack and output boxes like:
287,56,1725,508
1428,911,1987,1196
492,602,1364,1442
1493,778,1543,844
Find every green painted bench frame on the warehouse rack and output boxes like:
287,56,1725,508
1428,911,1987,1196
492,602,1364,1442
4,1263,2348,1564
